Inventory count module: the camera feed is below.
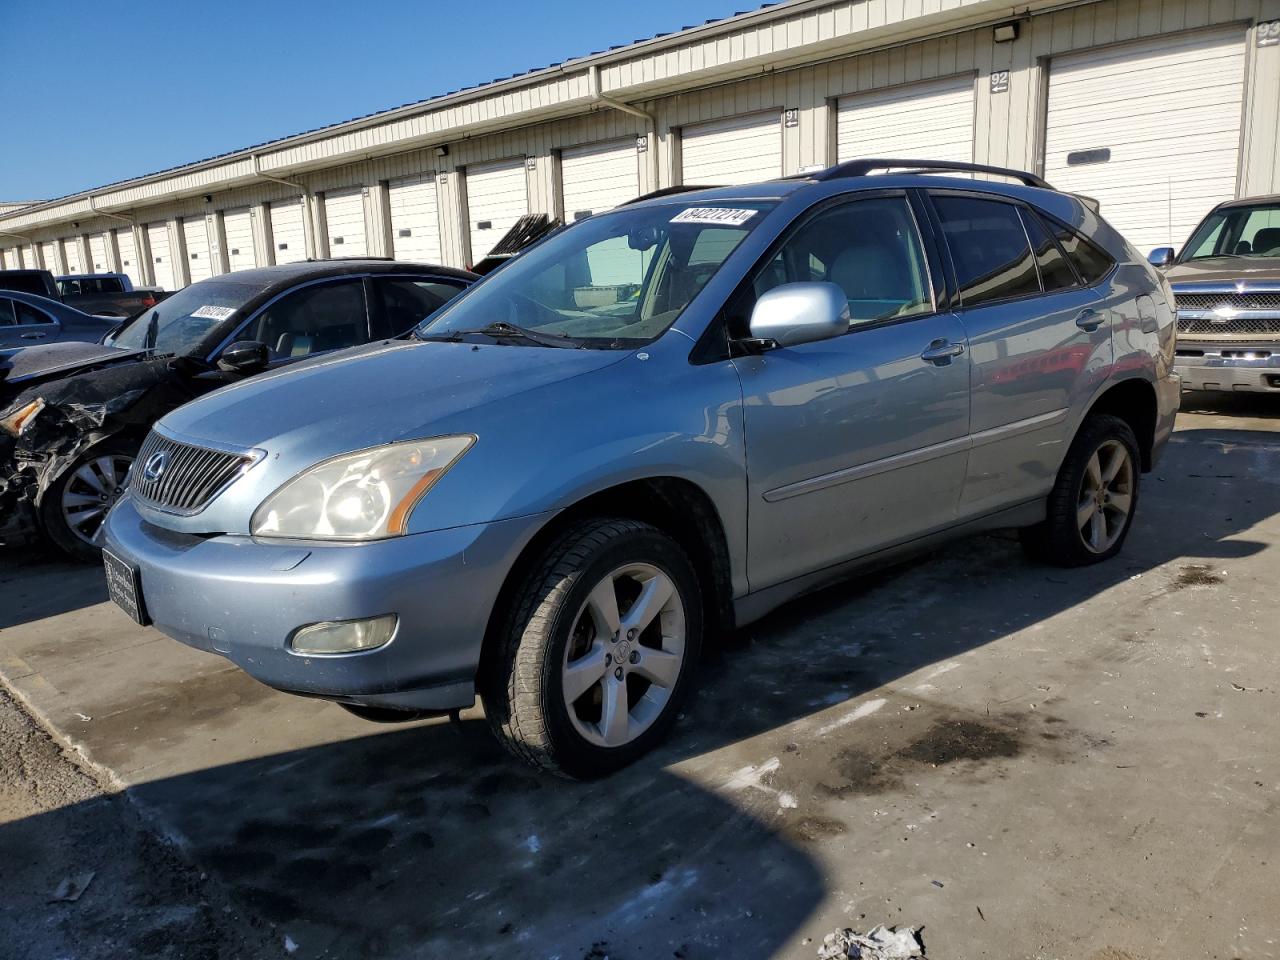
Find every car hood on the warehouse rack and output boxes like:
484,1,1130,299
162,339,630,458
0,341,143,393
1165,257,1280,286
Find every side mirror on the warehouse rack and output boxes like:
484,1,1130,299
1147,247,1175,268
216,340,270,374
745,282,850,351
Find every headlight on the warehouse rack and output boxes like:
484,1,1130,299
0,398,46,438
251,436,474,540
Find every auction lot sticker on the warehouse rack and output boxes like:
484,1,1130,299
671,208,758,226
191,305,237,321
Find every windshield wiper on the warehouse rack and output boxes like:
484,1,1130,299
142,311,160,354
420,321,580,348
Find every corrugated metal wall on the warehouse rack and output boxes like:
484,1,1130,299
6,0,1280,279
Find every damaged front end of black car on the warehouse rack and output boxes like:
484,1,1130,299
0,345,212,558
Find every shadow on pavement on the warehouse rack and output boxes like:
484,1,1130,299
3,405,1280,959
0,545,107,628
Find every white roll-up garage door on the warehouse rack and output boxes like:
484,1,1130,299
681,112,782,185
222,207,257,272
1045,28,1245,252
182,217,213,284
388,173,442,264
115,230,140,286
466,159,529,263
89,233,111,272
837,75,975,164
1,248,17,269
562,139,641,222
38,241,58,273
61,238,82,274
324,187,368,256
270,198,306,264
147,223,176,290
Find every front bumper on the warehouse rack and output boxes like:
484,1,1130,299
101,497,548,711
1174,350,1280,392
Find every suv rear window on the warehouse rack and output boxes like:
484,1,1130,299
1045,218,1112,283
933,195,1040,307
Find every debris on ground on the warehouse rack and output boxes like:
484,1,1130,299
817,924,924,959
49,871,96,903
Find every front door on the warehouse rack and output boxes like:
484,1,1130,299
729,194,971,590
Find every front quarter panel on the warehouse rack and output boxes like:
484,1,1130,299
403,333,750,596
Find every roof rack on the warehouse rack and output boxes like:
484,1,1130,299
812,159,1053,190
624,185,723,205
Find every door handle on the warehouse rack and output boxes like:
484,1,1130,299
1075,308,1107,331
920,338,965,364
20,332,48,340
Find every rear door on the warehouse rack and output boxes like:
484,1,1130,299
369,275,471,339
731,192,971,589
926,191,1114,516
1,297,61,347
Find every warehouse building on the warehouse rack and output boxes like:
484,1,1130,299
3,0,1280,288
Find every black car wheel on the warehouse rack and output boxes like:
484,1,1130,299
40,439,137,562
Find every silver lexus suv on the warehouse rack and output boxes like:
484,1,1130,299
101,159,1180,778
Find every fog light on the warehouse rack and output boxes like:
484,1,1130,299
290,615,397,655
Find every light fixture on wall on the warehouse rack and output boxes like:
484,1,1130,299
435,145,449,158
993,21,1019,43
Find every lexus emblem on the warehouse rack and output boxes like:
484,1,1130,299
142,450,169,482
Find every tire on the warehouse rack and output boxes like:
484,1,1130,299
482,517,703,779
1020,414,1141,567
39,439,138,563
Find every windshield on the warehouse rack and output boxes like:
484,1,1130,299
417,200,776,348
1181,202,1280,261
110,280,261,356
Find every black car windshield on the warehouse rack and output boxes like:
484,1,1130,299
1182,201,1280,261
417,200,777,348
110,280,263,356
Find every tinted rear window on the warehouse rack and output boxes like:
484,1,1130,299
934,195,1040,307
1047,219,1112,283
1021,209,1078,292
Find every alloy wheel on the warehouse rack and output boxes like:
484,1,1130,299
561,562,686,748
1076,439,1133,554
61,454,133,545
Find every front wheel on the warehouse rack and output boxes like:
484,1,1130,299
1020,413,1140,567
40,440,137,562
482,518,702,779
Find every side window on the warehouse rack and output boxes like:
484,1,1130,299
0,298,16,326
933,195,1040,307
1020,209,1078,292
748,196,933,329
1045,218,1113,284
250,279,368,358
375,278,468,336
15,302,53,326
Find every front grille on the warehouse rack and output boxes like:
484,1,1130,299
1177,316,1280,335
1174,290,1280,337
130,430,256,514
1175,292,1280,311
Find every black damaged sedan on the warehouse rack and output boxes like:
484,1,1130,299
0,259,476,560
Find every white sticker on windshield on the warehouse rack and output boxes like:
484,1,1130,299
670,207,758,226
191,305,236,321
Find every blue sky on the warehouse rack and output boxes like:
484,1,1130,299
0,0,749,201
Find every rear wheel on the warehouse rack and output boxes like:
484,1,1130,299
482,518,702,778
1020,414,1140,567
40,440,136,562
